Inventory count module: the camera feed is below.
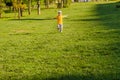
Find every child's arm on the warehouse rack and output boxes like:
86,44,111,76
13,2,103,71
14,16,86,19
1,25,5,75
53,16,58,19
63,15,68,18
53,15,68,19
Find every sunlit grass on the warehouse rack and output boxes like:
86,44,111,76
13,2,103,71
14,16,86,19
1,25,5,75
0,2,120,80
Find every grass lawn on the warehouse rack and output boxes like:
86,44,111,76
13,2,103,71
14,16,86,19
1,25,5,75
0,1,120,80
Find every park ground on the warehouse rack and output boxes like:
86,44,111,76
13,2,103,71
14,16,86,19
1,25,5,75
0,1,120,80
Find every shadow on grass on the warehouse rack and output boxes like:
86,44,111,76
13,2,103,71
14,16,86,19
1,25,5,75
71,2,120,46
2,69,120,80
16,72,119,80
10,18,55,21
44,74,119,80
72,2,120,29
0,17,11,19
75,18,105,21
95,2,120,29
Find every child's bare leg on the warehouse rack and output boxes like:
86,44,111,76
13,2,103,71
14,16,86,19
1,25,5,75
57,25,60,30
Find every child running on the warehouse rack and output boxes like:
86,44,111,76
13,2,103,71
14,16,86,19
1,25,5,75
57,11,63,32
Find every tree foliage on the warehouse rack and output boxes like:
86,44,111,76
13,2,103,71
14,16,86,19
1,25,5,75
0,0,5,18
0,0,72,19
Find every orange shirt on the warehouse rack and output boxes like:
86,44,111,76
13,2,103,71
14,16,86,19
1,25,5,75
57,15,63,24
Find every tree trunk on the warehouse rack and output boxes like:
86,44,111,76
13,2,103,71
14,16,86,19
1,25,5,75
18,7,21,19
20,8,23,16
0,13,2,18
57,0,63,8
28,0,31,15
44,0,49,8
14,10,17,18
13,1,17,18
37,0,40,15
63,0,67,8
17,0,21,19
0,0,2,18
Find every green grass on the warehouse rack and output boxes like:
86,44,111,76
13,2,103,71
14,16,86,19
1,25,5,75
0,1,120,80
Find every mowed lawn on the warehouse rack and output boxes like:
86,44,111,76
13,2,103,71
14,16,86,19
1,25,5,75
0,2,120,80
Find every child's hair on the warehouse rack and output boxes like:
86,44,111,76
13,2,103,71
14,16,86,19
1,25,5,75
58,11,62,14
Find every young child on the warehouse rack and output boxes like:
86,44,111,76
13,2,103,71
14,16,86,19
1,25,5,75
57,11,63,32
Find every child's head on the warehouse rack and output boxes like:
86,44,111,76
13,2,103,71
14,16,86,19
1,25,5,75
58,11,62,15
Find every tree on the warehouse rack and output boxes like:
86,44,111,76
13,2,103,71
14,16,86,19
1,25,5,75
37,0,40,15
44,0,49,8
0,0,2,18
0,0,5,18
63,0,71,8
17,0,21,19
12,0,19,18
4,0,13,11
20,2,26,16
57,0,62,8
28,0,31,15
57,0,71,8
